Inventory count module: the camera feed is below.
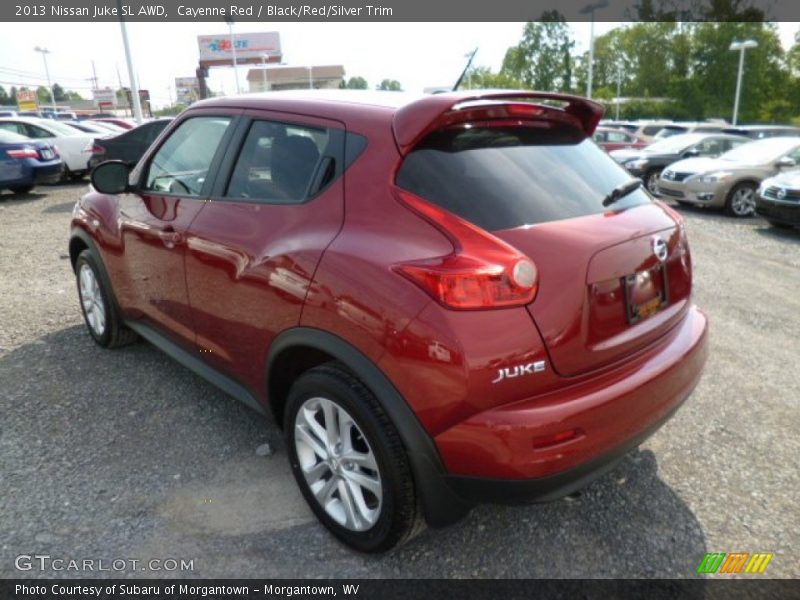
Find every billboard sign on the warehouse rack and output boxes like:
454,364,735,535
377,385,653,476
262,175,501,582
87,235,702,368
197,31,282,66
174,77,199,103
16,89,38,112
92,87,117,108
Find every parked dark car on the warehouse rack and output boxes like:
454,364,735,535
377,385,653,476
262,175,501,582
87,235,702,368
0,129,63,194
756,170,800,228
611,132,749,193
72,90,708,552
87,118,171,170
722,125,800,139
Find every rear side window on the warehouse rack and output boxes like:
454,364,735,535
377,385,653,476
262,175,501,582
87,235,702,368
226,120,330,203
144,116,232,196
396,125,651,232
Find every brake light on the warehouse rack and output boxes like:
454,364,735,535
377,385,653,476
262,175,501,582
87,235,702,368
6,148,38,159
393,188,538,310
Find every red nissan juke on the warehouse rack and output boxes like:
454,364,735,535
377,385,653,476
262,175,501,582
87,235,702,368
70,90,708,552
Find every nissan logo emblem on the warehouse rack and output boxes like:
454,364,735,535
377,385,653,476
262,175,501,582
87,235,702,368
777,187,787,200
652,236,668,263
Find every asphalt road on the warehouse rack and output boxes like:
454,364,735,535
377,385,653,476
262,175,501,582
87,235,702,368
1,183,798,578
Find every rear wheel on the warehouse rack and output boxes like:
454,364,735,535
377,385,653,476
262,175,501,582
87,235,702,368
645,168,663,195
725,183,756,217
75,249,137,348
9,185,34,194
285,363,423,552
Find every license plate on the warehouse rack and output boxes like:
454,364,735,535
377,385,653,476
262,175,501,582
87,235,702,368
623,265,669,324
41,149,54,160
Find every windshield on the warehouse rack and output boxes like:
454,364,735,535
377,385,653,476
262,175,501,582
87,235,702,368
40,119,85,136
719,137,800,163
396,125,651,232
644,133,705,154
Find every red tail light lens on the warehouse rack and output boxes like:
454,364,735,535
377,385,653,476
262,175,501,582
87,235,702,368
91,144,106,155
394,189,538,310
6,148,39,159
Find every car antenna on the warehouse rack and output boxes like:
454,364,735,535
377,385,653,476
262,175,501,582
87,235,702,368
452,48,479,91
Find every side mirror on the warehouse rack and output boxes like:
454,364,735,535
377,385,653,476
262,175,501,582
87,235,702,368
776,156,797,169
682,148,700,158
91,161,131,194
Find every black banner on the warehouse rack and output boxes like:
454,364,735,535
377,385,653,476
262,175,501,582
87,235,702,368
4,0,800,22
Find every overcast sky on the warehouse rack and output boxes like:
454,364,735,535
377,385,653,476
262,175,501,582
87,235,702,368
1,21,799,108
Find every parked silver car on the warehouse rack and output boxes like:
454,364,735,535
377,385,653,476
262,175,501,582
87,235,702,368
656,137,800,217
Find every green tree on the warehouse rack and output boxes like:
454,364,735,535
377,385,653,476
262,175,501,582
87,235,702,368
0,86,9,105
377,79,402,91
342,76,368,89
501,12,574,92
466,66,523,90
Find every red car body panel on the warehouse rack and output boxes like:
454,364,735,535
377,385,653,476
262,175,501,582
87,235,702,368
70,90,708,516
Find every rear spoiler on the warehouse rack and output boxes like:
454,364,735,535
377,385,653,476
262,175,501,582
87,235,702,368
393,90,604,155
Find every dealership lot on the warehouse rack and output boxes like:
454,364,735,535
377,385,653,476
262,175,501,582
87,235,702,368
0,184,798,578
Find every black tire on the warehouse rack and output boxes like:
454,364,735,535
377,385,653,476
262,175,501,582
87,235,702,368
645,168,663,195
75,249,138,348
9,185,34,194
285,363,424,553
69,170,86,182
725,182,757,217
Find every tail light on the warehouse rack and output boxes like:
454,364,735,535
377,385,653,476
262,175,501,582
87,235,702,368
6,147,39,159
393,188,538,310
85,142,105,155
52,145,60,157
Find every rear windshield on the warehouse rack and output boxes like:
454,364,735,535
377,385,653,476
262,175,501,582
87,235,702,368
396,125,651,231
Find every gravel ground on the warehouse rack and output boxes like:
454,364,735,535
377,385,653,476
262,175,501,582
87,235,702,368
0,184,798,579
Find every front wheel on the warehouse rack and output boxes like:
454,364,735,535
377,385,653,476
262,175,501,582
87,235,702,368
645,168,663,195
725,183,757,217
285,363,424,552
75,249,137,348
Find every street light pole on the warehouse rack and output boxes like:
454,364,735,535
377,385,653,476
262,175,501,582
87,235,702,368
580,0,609,99
615,66,622,120
730,39,758,126
33,46,56,112
226,18,240,94
116,0,143,124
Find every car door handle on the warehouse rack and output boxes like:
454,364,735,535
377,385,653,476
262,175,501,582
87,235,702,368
156,228,183,246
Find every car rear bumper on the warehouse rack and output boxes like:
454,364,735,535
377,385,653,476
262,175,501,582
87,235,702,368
434,305,708,501
33,162,64,184
755,197,800,225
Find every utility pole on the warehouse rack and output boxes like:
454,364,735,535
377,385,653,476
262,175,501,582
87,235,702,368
615,66,622,120
117,0,143,123
90,60,99,90
225,17,240,94
34,46,56,112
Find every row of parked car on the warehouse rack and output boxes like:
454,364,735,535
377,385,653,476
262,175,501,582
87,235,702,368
594,120,800,228
0,115,170,194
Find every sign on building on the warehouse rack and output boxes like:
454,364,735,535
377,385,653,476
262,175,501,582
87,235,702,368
16,89,38,112
174,77,199,103
197,32,282,66
92,87,118,109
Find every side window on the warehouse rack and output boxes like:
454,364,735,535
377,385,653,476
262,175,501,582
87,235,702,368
592,131,606,143
785,147,800,162
25,124,52,138
697,138,723,156
0,122,26,136
725,139,746,152
606,131,628,143
225,120,329,203
144,116,232,196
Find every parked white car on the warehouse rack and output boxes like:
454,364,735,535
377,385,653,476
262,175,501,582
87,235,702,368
0,117,104,180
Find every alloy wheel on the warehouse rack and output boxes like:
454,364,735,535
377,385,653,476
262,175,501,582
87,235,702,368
647,171,661,194
730,186,756,216
79,263,106,336
294,396,382,532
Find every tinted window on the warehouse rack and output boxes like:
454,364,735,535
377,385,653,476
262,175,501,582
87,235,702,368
225,120,329,203
0,122,26,136
24,124,53,139
642,125,664,136
396,125,651,232
145,116,232,196
606,131,630,142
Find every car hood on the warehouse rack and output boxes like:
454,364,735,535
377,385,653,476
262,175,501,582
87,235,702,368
761,169,800,189
665,157,733,175
609,148,642,162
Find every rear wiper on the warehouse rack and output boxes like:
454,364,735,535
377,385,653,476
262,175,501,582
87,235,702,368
602,179,643,207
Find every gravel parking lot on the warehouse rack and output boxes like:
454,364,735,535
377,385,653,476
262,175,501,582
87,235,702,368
1,183,798,579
